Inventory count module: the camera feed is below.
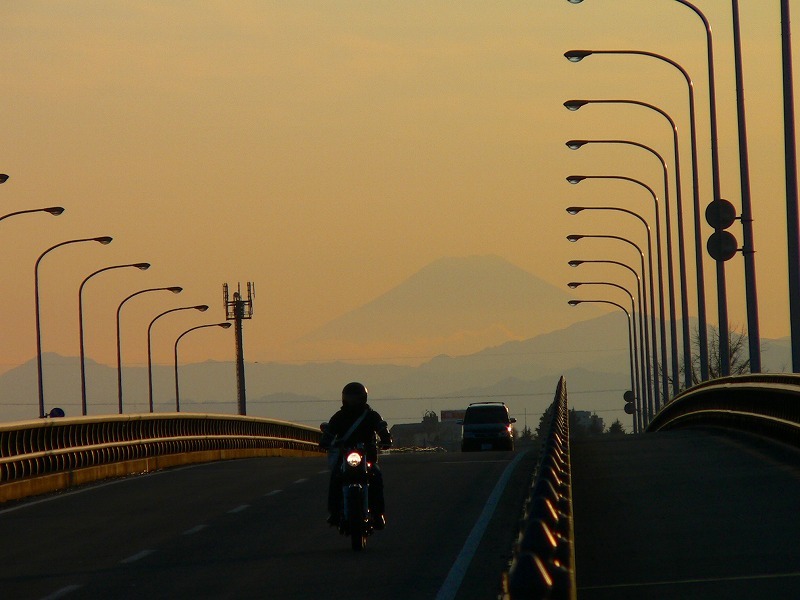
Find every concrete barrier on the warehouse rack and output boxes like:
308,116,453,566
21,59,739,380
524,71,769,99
0,413,324,502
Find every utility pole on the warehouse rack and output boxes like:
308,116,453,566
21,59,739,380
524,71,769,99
223,282,254,415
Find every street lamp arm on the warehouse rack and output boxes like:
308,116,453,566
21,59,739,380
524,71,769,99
0,206,65,222
566,206,650,233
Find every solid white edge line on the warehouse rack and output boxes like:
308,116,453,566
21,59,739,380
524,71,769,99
0,462,213,516
435,449,530,600
581,570,800,591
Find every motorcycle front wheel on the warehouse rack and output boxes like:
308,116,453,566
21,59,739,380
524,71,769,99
347,487,367,551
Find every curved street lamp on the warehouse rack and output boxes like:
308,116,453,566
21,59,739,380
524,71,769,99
567,177,681,392
564,99,692,385
567,148,697,383
116,286,183,414
568,205,669,405
566,0,732,375
78,262,150,415
569,299,639,431
568,206,670,403
569,259,651,415
34,236,113,418
568,233,662,413
568,282,643,431
147,305,209,412
174,322,231,412
564,50,712,378
1,206,65,223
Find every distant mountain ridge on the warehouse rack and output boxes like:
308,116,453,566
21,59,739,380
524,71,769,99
293,254,600,361
0,316,792,432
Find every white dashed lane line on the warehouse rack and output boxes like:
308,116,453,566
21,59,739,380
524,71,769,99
120,549,155,564
182,524,208,535
227,504,250,514
293,478,308,484
40,584,82,599
264,489,283,497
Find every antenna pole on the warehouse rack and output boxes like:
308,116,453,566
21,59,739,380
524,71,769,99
224,282,254,415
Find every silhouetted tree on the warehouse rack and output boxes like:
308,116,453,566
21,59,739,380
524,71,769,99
661,324,753,393
533,404,554,442
607,419,626,436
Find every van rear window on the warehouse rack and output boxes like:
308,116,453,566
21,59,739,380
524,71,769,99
463,406,508,424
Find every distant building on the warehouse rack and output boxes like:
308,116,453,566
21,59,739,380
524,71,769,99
570,409,605,436
390,410,462,451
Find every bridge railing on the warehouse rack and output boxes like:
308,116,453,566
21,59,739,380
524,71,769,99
0,413,323,502
503,376,577,600
647,373,800,446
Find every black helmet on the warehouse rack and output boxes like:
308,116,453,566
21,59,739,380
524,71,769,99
342,382,368,408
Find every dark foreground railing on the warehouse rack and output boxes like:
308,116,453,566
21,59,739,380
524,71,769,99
502,377,577,600
0,413,323,502
647,373,800,446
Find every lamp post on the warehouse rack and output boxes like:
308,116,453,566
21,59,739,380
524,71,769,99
568,299,639,432
567,0,768,375
78,262,150,415
564,50,711,378
780,0,800,371
668,0,731,379
1,206,65,223
567,174,680,392
34,236,113,418
564,99,691,389
568,282,643,431
567,205,669,403
567,143,701,383
116,287,183,414
147,305,209,412
174,323,231,412
567,233,661,414
569,258,651,415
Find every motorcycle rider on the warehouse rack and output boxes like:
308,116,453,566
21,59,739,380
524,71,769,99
320,382,392,529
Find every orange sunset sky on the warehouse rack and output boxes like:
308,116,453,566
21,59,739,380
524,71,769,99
1,1,798,373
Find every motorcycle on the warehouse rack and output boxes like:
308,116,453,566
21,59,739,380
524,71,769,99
337,442,374,551
321,422,388,552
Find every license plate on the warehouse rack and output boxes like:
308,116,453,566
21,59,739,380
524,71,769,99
481,443,492,450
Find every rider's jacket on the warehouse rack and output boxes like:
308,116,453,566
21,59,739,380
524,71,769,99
320,403,391,462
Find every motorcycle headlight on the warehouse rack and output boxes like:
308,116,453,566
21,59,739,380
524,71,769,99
346,452,362,467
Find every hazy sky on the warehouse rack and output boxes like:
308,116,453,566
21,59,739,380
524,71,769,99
1,1,797,374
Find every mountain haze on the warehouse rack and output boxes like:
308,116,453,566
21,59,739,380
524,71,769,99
294,255,599,362
0,318,791,432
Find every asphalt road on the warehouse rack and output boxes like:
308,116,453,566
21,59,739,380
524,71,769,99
0,448,538,600
571,429,800,600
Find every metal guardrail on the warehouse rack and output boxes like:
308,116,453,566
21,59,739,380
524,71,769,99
0,413,323,502
503,377,577,600
647,373,800,445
